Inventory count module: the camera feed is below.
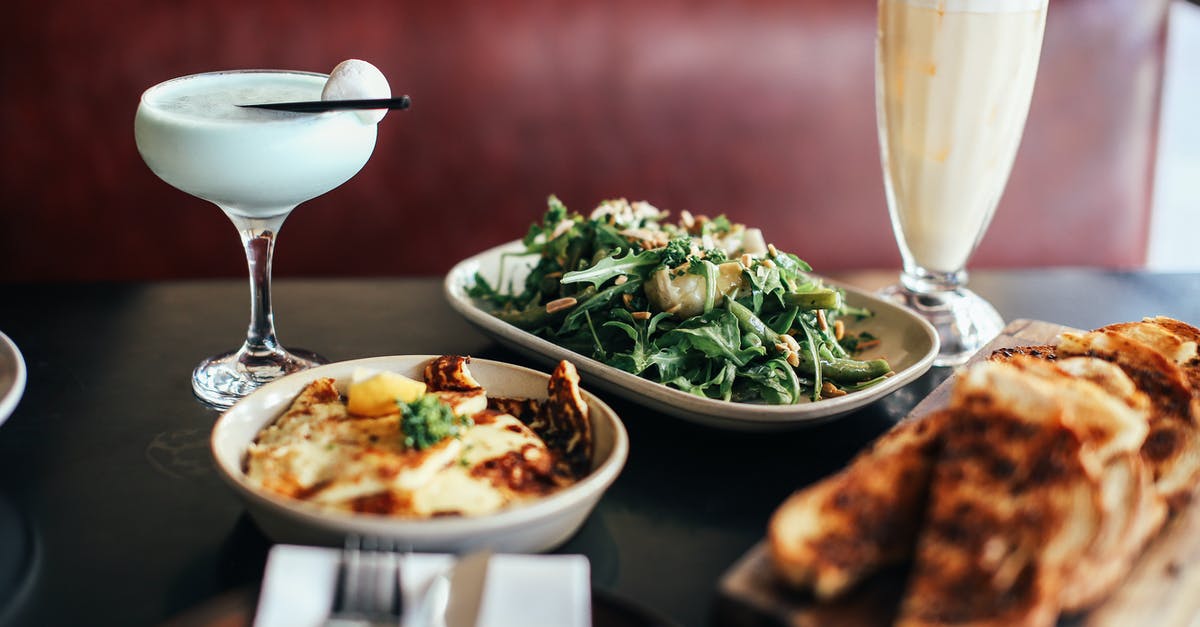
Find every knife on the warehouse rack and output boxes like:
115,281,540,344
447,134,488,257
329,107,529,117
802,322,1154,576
443,550,492,627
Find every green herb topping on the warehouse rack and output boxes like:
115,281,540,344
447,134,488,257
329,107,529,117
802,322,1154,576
399,395,473,450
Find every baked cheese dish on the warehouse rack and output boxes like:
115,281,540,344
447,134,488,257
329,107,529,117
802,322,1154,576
244,356,592,518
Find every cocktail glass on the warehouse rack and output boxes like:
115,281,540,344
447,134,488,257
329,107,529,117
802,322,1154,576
875,0,1049,365
135,70,378,408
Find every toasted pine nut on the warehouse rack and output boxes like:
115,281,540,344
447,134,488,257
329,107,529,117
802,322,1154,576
615,275,628,286
783,334,800,352
817,309,828,331
834,319,845,341
631,311,652,321
786,351,800,368
680,210,695,229
545,297,578,314
775,342,789,353
821,381,847,397
741,253,753,268
761,258,776,269
622,293,634,307
767,243,779,258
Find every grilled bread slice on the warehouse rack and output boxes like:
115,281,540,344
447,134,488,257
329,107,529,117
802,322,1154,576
1099,319,1198,368
897,361,1150,627
768,412,945,599
989,344,1058,364
996,356,1149,465
1059,328,1200,510
1138,316,1200,398
1059,450,1164,612
994,356,1163,610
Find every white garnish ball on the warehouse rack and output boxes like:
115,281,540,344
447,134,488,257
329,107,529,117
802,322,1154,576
322,59,391,124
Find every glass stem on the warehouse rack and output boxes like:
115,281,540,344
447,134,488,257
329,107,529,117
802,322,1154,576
230,213,291,357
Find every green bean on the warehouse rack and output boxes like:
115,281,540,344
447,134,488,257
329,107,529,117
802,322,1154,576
726,297,783,345
731,296,888,383
495,305,554,329
796,350,891,383
819,322,849,359
782,288,841,311
797,318,822,401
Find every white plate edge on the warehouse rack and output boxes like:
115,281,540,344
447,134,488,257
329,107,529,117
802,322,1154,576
0,331,27,428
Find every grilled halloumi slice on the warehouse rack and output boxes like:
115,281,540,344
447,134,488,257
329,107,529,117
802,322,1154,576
768,412,945,599
424,354,484,392
898,361,1150,627
1059,328,1200,511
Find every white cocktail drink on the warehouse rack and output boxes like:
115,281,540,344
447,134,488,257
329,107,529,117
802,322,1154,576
876,0,1049,365
135,69,381,408
136,71,376,217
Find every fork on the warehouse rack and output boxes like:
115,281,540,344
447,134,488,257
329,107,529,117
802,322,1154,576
324,536,404,627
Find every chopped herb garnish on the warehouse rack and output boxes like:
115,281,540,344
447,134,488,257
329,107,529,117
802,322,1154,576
399,395,473,450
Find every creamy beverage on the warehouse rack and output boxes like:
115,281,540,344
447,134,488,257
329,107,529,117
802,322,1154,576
877,0,1048,274
134,64,392,408
135,71,377,218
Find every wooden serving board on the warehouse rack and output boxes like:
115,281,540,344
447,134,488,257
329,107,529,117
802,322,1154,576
716,319,1200,627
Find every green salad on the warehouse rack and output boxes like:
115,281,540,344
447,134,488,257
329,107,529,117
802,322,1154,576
468,197,892,404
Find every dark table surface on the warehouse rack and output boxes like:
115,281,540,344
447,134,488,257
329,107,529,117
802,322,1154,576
0,270,1198,627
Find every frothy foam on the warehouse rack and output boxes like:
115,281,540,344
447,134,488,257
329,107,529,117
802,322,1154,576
143,72,326,122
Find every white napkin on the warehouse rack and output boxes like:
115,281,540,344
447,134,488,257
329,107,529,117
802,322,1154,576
254,544,591,627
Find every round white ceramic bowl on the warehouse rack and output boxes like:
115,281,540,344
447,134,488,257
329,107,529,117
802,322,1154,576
211,355,629,552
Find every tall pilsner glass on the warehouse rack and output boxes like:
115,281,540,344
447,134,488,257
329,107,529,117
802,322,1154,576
135,70,378,408
876,0,1048,365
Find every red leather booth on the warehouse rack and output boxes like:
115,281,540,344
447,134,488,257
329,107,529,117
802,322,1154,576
0,0,1170,280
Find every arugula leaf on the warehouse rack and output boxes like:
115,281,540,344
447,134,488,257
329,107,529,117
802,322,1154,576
523,195,572,248
744,263,784,299
560,249,662,288
797,316,823,401
560,280,641,334
737,358,801,404
648,347,692,382
659,309,766,367
602,310,671,375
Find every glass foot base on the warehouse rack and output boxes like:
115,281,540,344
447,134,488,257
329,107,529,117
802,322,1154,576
192,347,327,410
878,283,1004,367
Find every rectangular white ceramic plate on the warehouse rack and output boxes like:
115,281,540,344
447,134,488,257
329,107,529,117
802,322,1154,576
445,240,939,431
